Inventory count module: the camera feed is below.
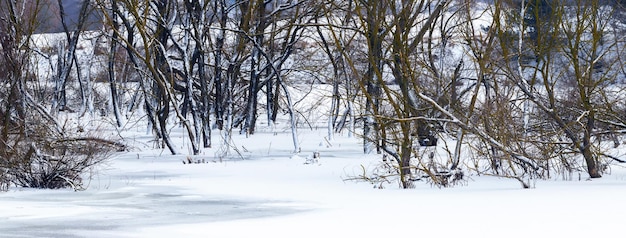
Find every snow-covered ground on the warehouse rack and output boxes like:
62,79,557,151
1,126,626,238
6,2,626,237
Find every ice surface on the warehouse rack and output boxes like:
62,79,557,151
2,130,626,238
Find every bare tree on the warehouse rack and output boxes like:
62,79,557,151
336,0,453,188
51,0,91,114
182,0,213,148
107,0,124,127
493,0,626,178
97,0,186,154
1,0,121,190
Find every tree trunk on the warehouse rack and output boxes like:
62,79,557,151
153,0,177,155
363,0,384,154
583,112,601,178
242,0,267,136
196,49,212,148
108,0,123,127
214,1,226,131
280,82,300,153
266,76,275,129
400,142,413,189
52,0,90,113
271,78,281,123
244,55,260,135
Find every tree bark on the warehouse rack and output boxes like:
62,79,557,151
108,0,123,127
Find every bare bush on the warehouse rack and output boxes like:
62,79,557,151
0,0,124,192
346,152,466,189
0,113,123,191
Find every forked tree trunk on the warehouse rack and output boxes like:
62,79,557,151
52,0,90,113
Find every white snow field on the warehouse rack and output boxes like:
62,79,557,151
1,125,626,238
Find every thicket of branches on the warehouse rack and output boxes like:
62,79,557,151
0,0,123,190
2,0,626,190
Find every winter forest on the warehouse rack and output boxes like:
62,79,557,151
2,0,626,194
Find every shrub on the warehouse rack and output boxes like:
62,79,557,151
0,112,124,191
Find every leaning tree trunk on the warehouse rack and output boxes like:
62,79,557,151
280,81,300,153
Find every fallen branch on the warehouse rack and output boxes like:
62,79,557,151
484,173,533,189
52,137,126,151
600,153,626,163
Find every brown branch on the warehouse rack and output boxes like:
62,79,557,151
52,137,126,151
